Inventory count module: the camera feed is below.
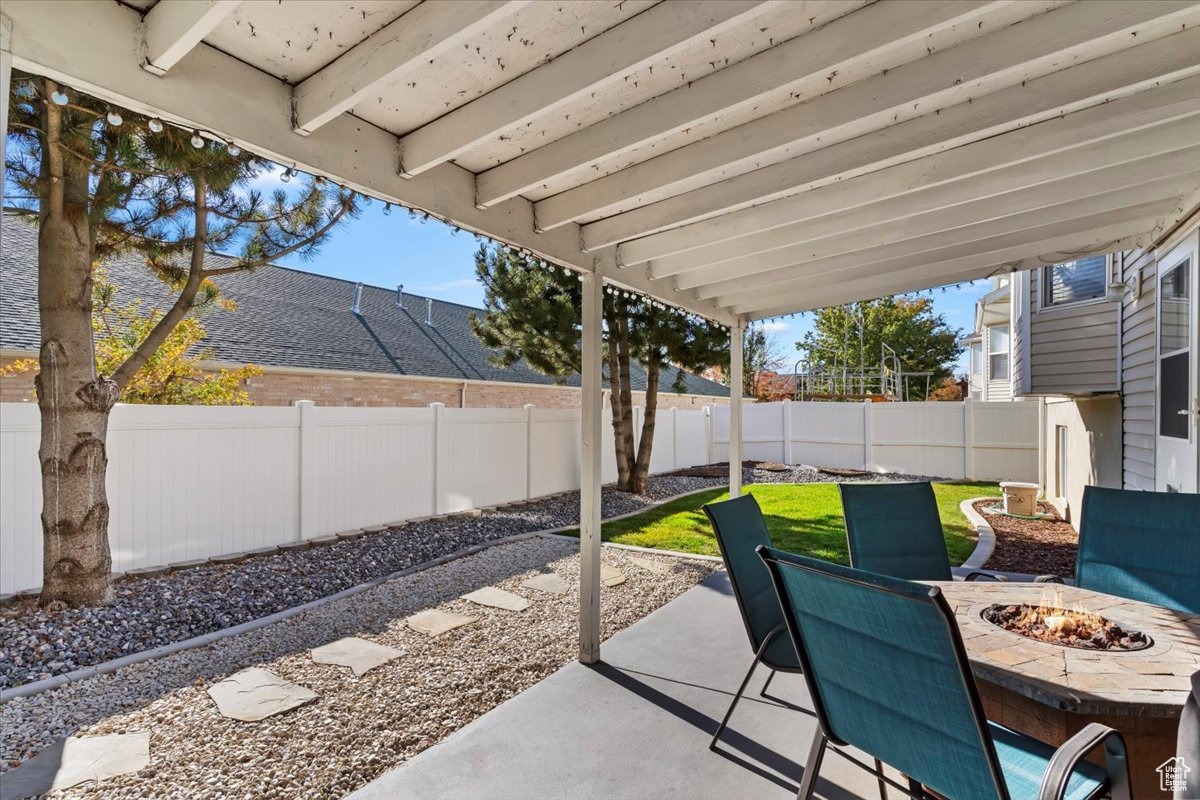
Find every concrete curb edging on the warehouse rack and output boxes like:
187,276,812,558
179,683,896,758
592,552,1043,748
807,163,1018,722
959,497,997,571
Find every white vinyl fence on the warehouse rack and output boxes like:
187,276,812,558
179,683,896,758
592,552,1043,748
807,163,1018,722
712,400,1038,482
0,401,711,594
0,398,1035,594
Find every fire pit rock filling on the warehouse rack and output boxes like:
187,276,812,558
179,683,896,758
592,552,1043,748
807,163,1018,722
982,601,1152,652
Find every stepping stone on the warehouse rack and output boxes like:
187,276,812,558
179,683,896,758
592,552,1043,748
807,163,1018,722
601,565,627,587
630,556,673,575
407,608,476,637
462,586,530,611
521,573,571,595
311,637,401,677
49,731,150,792
207,667,317,722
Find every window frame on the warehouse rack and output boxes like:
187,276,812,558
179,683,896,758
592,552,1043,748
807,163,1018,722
1037,254,1114,311
986,324,1010,382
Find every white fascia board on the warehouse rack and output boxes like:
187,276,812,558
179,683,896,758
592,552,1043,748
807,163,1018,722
141,0,241,76
582,75,1200,249
545,0,1200,233
640,31,1200,274
2,1,732,325
473,0,996,208
292,1,530,136
395,0,774,178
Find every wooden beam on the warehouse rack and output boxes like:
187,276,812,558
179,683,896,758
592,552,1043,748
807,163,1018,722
729,321,743,498
582,76,1200,249
141,0,240,76
734,209,1171,317
472,0,996,208
292,1,528,136
639,29,1200,273
1,15,11,207
578,269,603,664
2,0,735,324
542,0,1200,232
711,178,1195,307
396,0,774,178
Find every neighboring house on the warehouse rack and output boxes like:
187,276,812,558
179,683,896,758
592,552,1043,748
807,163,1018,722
0,211,728,409
1008,217,1199,523
961,276,1015,402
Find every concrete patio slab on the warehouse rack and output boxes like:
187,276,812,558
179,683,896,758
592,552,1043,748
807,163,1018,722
207,667,318,722
521,573,571,595
462,587,530,611
407,609,476,637
348,572,894,800
311,637,402,677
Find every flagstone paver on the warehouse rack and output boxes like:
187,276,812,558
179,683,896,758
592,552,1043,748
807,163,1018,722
601,565,627,587
407,608,477,637
207,667,318,722
51,731,151,792
630,557,673,575
461,587,530,611
521,573,571,595
311,637,402,677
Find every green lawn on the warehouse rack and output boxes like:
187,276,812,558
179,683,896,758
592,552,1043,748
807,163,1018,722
571,482,1000,566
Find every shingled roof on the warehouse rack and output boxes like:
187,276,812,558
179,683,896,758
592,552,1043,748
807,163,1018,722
0,211,727,397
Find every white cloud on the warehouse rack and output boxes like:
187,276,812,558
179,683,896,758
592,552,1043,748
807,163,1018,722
759,320,791,333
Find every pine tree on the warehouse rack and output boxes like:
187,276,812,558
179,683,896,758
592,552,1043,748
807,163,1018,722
470,245,729,494
6,74,359,607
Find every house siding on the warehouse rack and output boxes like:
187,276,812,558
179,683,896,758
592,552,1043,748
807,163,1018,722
1120,247,1159,491
1027,266,1121,394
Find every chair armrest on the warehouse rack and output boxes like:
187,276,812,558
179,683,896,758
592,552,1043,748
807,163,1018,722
1038,723,1130,800
1034,575,1065,584
964,571,1008,582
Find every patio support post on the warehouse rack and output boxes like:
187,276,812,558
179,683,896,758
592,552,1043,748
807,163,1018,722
729,320,744,498
578,268,603,664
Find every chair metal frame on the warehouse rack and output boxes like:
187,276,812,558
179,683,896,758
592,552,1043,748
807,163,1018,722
758,546,1132,800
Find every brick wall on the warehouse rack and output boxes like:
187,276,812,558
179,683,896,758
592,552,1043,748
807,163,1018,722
0,357,728,409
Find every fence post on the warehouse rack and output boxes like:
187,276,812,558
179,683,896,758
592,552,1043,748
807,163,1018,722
782,399,792,465
704,405,714,466
295,400,316,541
862,400,873,472
633,405,644,450
430,402,445,516
524,404,535,499
963,399,975,480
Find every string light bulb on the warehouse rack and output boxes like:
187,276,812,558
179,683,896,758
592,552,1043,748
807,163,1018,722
50,89,69,106
280,168,293,183
227,143,241,156
147,118,164,133
106,110,123,127
190,131,205,149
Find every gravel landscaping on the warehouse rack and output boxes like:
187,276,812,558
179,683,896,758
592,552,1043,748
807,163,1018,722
1,537,715,798
975,500,1078,576
0,465,931,691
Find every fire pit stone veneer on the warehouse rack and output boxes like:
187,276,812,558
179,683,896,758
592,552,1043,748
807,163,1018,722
937,581,1200,798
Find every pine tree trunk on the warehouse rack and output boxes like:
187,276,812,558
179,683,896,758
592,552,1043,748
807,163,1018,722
607,336,632,490
629,360,660,495
36,86,117,608
616,318,637,492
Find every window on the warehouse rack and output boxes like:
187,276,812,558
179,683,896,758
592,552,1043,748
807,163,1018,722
987,325,1009,380
1042,254,1109,306
1159,258,1191,440
969,341,983,375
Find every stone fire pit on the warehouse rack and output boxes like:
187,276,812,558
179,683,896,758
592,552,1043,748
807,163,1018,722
934,580,1200,799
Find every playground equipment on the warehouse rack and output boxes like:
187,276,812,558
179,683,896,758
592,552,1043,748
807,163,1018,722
793,342,933,402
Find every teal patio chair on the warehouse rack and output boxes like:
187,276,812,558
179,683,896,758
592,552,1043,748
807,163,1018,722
1056,485,1200,613
757,546,1131,800
704,495,888,798
839,481,1005,582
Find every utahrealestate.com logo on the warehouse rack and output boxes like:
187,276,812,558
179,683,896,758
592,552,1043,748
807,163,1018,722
1158,756,1191,793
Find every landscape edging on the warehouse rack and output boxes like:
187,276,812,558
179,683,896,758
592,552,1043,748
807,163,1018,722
959,497,998,570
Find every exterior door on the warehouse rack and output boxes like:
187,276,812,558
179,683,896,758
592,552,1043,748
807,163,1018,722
1156,230,1199,493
